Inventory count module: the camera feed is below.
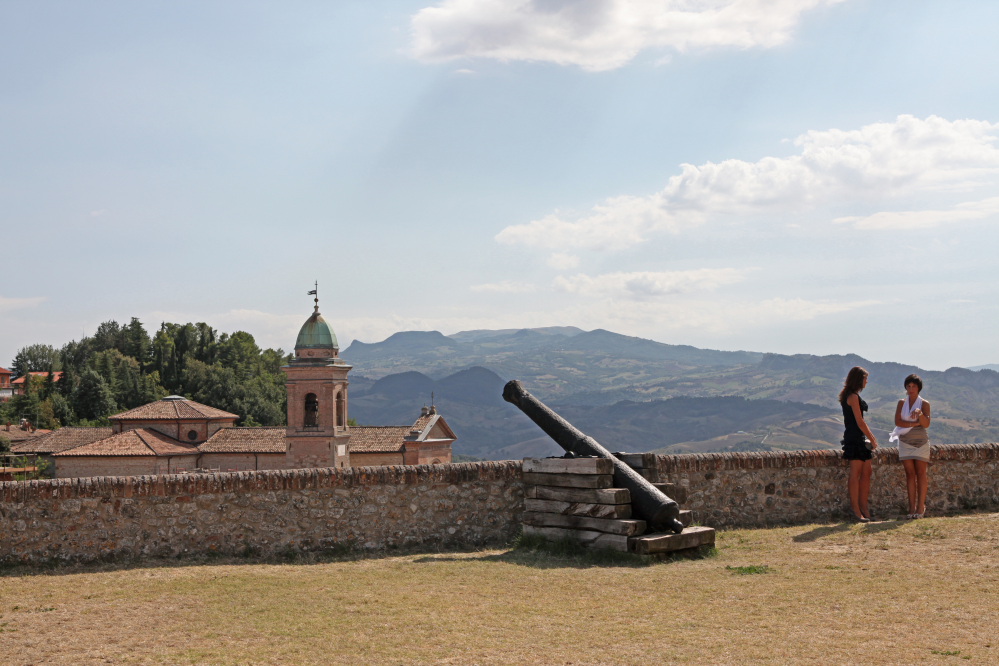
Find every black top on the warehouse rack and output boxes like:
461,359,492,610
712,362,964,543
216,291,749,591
841,394,868,442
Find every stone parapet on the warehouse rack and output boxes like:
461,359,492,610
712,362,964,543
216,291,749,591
655,443,999,527
0,462,523,565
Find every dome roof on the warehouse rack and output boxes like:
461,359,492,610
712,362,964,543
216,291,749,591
296,310,338,349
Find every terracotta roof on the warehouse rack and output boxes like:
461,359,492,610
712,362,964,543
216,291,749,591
3,429,53,444
11,372,62,385
0,367,10,375
349,426,409,453
111,397,238,421
11,427,112,454
411,414,434,435
54,428,199,457
199,427,287,453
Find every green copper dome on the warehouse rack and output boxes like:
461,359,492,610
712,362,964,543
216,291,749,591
296,310,338,349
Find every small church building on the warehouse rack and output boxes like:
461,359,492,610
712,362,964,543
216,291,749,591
21,299,455,478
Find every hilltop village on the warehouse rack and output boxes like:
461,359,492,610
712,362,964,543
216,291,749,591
8,303,455,477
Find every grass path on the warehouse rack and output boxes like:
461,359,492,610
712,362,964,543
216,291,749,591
2,513,998,664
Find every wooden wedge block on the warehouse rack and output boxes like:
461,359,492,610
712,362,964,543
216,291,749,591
653,483,687,505
532,486,631,505
628,526,715,555
522,457,613,475
679,510,693,527
522,525,629,552
523,472,613,489
634,468,657,482
524,498,632,519
614,452,657,470
523,512,647,536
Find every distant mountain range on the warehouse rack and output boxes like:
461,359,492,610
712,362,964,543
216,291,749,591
342,327,999,458
968,364,999,372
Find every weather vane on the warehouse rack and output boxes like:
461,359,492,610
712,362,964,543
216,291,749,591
308,281,318,311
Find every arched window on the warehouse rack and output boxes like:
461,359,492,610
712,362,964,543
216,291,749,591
336,391,345,427
304,393,318,427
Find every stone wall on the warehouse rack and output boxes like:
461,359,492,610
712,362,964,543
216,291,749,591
0,462,523,565
3,445,999,565
655,443,999,527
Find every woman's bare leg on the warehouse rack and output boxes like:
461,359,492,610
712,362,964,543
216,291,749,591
848,460,864,519
859,460,873,519
902,459,917,515
914,460,928,515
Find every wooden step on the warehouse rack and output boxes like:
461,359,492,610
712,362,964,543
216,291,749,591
628,526,715,555
653,483,688,505
525,498,632,519
523,472,613,489
522,525,629,552
613,452,657,469
523,511,646,536
528,486,631,505
523,457,613,475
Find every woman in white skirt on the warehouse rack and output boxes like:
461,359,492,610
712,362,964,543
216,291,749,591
889,374,931,519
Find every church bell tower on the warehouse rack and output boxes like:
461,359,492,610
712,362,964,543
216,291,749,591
282,287,351,469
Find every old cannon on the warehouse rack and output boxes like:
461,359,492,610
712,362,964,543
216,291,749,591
503,380,684,534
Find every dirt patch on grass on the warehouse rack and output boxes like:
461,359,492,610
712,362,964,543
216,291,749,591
2,513,998,664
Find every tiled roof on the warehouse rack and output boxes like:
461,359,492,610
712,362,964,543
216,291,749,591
0,367,10,375
11,372,62,385
199,427,287,453
54,428,199,457
349,426,409,453
411,414,434,435
11,427,112,454
3,429,53,444
111,397,239,421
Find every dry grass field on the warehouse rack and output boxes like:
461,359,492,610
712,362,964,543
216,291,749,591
2,513,999,665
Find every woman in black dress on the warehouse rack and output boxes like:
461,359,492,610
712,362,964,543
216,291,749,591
839,366,878,522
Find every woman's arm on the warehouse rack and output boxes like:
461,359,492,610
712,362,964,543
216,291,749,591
893,399,909,428
911,401,931,428
848,394,877,447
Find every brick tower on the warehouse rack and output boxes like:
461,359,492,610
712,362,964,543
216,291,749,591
282,292,351,469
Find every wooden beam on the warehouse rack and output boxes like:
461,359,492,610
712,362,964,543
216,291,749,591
521,525,629,552
613,452,657,469
524,498,632,519
531,486,631,505
628,526,715,555
522,472,613,489
523,511,646,536
522,457,613,475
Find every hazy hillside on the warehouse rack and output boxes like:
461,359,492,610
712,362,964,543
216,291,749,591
342,327,763,400
342,328,999,455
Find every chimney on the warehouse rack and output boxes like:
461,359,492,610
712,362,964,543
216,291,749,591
5,422,9,431
420,405,429,416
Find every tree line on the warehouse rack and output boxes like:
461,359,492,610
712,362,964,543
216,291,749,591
2,319,289,430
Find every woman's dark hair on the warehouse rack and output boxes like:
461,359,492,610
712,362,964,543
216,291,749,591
838,366,868,405
904,374,923,392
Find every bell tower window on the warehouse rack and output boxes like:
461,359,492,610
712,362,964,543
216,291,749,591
336,391,345,427
304,393,319,427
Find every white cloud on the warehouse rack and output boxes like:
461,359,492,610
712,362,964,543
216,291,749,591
834,197,999,230
0,295,45,312
496,115,999,250
554,268,745,299
546,252,580,270
469,280,537,293
410,0,845,72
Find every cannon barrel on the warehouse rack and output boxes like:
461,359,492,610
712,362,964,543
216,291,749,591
503,380,683,534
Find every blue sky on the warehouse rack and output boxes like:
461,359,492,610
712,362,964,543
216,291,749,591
2,0,997,371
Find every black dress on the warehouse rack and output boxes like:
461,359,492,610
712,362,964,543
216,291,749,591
841,394,872,461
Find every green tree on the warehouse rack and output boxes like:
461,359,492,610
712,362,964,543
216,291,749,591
10,344,60,377
0,434,9,454
42,366,56,400
123,317,152,369
92,320,124,354
7,375,45,428
49,392,76,426
72,369,117,421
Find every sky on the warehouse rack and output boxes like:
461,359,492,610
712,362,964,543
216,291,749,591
1,0,997,372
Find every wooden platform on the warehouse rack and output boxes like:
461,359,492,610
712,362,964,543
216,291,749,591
522,453,714,556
